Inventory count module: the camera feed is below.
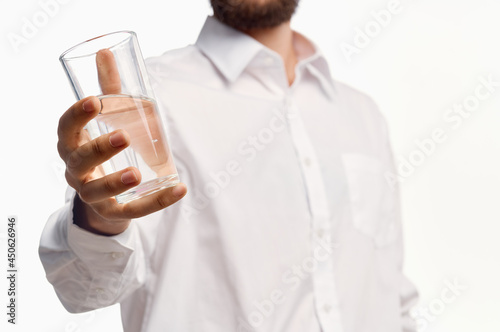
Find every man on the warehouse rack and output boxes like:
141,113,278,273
39,0,418,331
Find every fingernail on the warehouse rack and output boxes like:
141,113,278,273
121,170,138,185
172,184,186,197
83,99,94,113
109,131,126,147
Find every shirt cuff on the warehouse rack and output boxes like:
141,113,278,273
66,190,138,272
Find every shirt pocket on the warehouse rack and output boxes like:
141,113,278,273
341,153,399,247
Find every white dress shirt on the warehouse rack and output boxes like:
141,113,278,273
39,16,418,332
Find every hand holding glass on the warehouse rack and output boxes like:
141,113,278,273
60,31,179,204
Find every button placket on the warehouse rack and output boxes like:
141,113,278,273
284,91,344,332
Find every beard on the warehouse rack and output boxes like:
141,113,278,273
210,0,299,31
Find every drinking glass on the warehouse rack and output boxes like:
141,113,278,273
60,31,179,204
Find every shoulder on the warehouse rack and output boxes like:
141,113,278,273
332,79,390,138
145,44,220,85
333,80,381,116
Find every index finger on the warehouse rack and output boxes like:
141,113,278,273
57,96,101,158
96,49,121,95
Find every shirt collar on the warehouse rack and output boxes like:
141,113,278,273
195,16,336,98
195,16,263,83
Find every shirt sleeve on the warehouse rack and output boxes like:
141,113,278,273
38,187,147,313
373,99,419,332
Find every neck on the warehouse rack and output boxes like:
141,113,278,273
244,22,297,86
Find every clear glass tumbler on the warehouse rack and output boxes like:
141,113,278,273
60,31,179,204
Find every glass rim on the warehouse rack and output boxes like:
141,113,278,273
59,30,137,61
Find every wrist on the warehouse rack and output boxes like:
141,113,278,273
73,194,131,236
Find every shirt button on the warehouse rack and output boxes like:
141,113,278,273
323,303,332,313
110,252,125,259
316,228,325,239
95,288,105,294
303,157,312,167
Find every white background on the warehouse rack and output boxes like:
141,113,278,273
1,0,499,331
